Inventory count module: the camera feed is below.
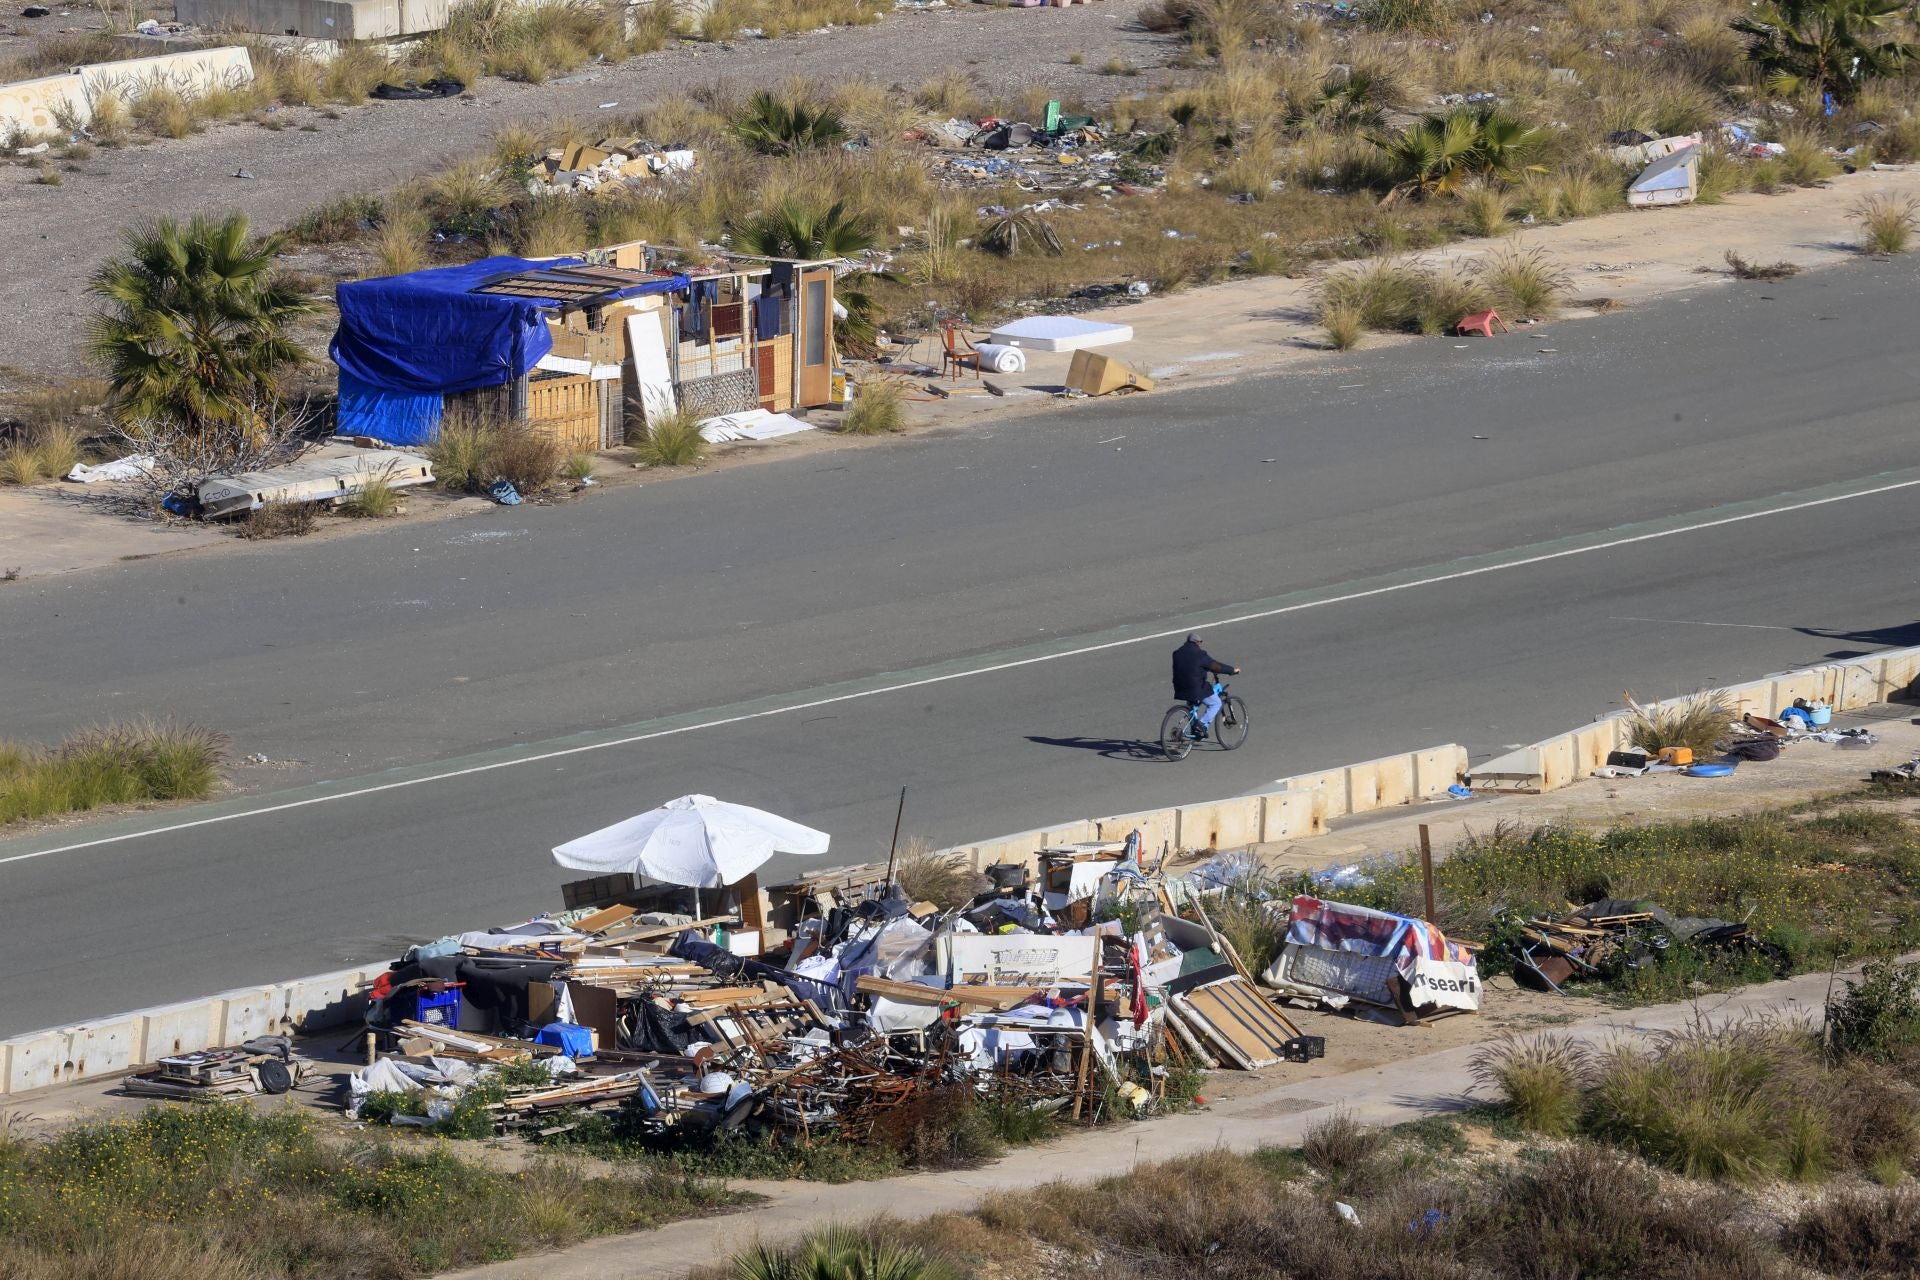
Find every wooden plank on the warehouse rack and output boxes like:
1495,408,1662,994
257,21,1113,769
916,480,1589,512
1172,977,1302,1070
575,903,638,934
597,915,732,944
855,977,1042,1011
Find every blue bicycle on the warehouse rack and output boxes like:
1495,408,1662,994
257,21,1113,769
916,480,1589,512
1160,679,1248,761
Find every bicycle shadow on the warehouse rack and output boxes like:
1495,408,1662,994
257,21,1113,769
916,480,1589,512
1026,734,1167,762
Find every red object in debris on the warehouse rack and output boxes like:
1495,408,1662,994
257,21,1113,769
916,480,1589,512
1456,309,1510,337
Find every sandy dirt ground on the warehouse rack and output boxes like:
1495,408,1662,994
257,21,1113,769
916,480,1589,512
6,161,1916,583
0,0,1171,372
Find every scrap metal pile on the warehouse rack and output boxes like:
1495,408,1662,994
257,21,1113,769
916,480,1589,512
1510,898,1791,994
346,838,1326,1143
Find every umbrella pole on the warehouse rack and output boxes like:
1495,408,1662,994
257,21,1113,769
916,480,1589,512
884,786,908,891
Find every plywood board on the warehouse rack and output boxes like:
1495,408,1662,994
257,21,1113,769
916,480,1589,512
626,311,676,424
1173,977,1301,1070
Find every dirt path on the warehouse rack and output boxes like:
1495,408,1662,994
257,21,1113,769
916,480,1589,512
0,1,1169,378
431,966,1843,1280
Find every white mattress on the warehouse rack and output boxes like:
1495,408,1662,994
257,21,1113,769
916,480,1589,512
987,316,1133,352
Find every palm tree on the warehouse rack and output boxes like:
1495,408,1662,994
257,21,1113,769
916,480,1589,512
1369,106,1550,202
731,199,877,259
87,214,312,436
1732,0,1915,102
732,199,894,352
731,90,849,156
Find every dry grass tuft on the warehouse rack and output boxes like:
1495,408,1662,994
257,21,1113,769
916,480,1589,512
634,409,709,467
0,719,225,825
1623,689,1733,756
1472,1035,1590,1136
838,380,907,435
1724,249,1800,280
890,839,984,909
1854,193,1919,255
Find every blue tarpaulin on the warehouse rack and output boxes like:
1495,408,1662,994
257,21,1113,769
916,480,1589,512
329,257,689,397
336,370,444,445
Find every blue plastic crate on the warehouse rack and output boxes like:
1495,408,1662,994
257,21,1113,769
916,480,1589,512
409,987,461,1028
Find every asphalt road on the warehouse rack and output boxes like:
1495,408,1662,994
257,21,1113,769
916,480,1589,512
4,257,1919,1034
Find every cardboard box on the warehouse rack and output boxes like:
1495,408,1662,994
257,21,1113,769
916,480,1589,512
561,143,613,171
1065,350,1155,396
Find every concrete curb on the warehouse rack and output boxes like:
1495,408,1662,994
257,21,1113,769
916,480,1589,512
1469,643,1920,792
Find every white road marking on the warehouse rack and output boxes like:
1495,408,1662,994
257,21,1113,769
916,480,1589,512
7,472,1920,869
1609,616,1795,631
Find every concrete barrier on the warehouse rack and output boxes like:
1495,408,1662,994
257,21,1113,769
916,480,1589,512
78,46,256,107
1470,645,1920,793
175,0,447,40
2,46,255,138
0,72,89,134
0,964,380,1098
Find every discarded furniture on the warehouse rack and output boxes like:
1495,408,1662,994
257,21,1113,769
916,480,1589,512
1455,309,1509,337
940,321,985,380
1263,895,1481,1021
1628,144,1701,207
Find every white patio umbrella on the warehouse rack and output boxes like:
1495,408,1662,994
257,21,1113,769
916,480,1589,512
551,794,830,913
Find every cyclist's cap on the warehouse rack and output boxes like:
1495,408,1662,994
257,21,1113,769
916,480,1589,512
1186,633,1203,644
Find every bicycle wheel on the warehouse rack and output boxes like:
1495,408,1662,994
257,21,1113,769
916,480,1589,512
1213,696,1250,750
1159,705,1194,761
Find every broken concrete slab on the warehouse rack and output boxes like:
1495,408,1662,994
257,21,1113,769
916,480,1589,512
196,448,433,518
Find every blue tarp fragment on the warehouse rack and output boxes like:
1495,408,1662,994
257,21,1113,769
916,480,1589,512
329,257,689,397
336,369,443,445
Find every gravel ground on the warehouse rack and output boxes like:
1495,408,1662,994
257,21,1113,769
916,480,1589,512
0,1,1173,380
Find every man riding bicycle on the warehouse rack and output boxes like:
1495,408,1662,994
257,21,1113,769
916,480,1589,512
1171,634,1240,741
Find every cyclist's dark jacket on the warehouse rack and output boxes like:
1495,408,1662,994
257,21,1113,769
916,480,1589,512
1172,641,1232,704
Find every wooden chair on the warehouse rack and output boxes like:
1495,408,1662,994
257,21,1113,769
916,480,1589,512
939,321,985,380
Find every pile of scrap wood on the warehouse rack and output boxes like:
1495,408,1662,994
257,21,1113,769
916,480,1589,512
125,1037,308,1100
1512,899,1789,993
343,831,1345,1143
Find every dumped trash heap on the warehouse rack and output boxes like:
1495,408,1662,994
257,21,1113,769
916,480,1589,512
531,137,701,195
346,835,1346,1142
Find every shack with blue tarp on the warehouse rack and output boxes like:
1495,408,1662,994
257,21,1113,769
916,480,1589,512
328,244,839,451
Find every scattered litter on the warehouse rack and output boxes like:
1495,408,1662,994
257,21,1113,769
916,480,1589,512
488,479,522,505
